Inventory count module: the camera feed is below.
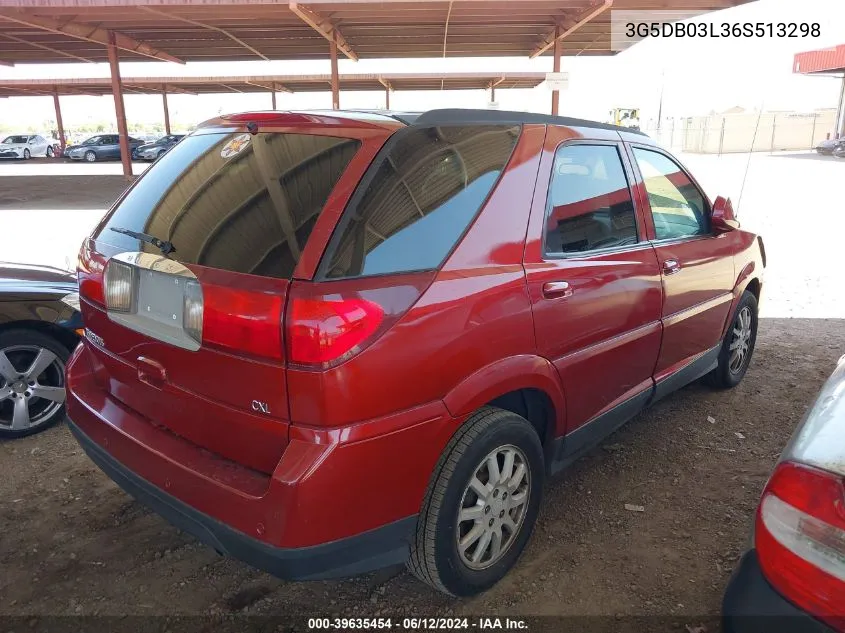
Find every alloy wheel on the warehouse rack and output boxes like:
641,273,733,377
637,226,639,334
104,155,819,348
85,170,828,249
456,444,531,570
0,345,66,431
729,306,753,374
85,151,96,162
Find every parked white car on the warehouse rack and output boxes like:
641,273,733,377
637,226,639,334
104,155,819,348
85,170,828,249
0,134,57,159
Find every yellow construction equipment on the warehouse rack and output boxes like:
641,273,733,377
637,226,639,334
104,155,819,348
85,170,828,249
609,107,641,130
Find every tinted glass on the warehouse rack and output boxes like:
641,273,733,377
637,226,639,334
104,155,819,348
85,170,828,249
320,124,519,279
633,148,708,240
544,144,637,255
82,136,101,145
96,131,360,280
3,136,27,144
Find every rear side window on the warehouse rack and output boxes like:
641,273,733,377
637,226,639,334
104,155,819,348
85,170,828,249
544,144,638,255
96,132,360,279
319,124,520,279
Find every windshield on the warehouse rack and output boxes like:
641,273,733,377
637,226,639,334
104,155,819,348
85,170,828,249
2,136,28,144
82,136,102,145
96,131,361,280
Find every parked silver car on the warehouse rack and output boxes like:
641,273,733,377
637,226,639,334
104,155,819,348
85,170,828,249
723,354,845,631
0,134,57,159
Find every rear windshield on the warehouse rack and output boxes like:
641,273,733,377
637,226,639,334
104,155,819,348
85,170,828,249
318,124,520,280
96,131,360,279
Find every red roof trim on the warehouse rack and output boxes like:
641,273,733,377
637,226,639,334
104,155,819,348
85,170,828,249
793,44,845,75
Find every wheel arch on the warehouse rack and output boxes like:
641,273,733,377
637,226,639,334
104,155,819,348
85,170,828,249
442,355,566,451
0,320,79,354
721,261,761,339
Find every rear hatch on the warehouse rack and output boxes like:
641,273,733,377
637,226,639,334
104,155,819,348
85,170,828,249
77,124,367,474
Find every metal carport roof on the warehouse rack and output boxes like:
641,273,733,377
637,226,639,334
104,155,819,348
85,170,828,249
0,0,754,65
0,72,547,97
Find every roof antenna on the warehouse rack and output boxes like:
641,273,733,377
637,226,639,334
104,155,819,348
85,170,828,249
736,100,764,213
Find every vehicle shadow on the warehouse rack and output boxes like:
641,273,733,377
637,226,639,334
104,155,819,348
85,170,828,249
768,152,843,162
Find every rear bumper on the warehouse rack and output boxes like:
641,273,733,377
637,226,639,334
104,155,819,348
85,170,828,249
723,550,833,633
68,418,414,580
65,343,456,579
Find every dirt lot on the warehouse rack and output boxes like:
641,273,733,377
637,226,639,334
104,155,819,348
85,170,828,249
1,318,843,630
1,153,844,631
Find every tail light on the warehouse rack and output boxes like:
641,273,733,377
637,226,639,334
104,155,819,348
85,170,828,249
182,280,204,344
284,272,433,370
287,297,384,366
201,283,284,360
104,259,136,313
77,239,107,306
755,461,845,630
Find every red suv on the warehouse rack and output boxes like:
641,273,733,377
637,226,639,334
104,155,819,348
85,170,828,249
67,109,765,597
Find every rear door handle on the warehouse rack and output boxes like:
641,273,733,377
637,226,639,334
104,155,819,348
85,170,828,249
542,281,572,299
662,259,681,275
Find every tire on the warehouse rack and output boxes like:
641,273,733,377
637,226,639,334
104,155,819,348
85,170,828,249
84,150,97,163
408,406,544,596
706,290,758,389
23,149,30,160
0,329,71,439
46,146,54,158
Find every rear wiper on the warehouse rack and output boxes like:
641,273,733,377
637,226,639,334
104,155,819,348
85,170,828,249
110,227,176,256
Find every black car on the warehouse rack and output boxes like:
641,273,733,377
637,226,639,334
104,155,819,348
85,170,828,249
815,138,845,156
834,145,845,159
132,134,185,161
0,263,82,438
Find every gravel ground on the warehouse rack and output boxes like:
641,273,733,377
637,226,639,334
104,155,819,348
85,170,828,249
1,318,843,631
1,152,844,631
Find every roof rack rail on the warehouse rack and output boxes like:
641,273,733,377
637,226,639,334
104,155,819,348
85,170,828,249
413,108,647,135
338,109,422,125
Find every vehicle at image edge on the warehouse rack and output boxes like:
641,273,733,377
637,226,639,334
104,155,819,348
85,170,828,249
0,263,82,438
132,134,185,161
0,134,59,159
66,108,766,597
815,138,845,156
834,145,845,159
64,134,145,162
723,355,845,633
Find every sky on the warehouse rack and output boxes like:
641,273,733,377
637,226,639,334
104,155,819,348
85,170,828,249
0,0,843,133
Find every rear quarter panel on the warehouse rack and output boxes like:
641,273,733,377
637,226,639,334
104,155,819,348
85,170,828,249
286,125,549,427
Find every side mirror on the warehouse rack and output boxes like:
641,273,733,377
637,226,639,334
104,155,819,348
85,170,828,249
711,195,740,232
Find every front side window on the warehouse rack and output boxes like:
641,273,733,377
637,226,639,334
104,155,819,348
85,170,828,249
96,132,361,280
544,144,638,255
319,124,520,279
632,148,708,240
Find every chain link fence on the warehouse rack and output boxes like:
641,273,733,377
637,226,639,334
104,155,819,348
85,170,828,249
642,111,837,154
